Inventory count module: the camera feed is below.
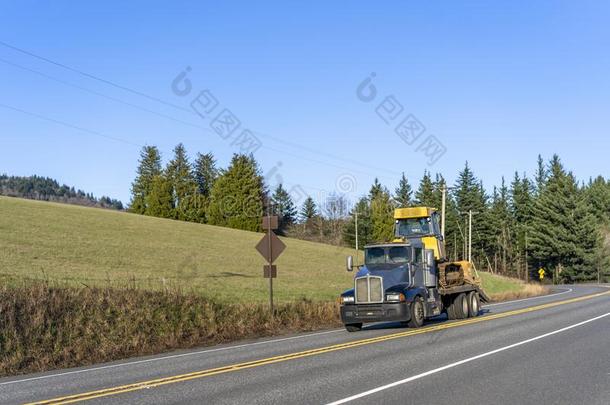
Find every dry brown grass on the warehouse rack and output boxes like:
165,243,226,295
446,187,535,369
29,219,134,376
488,283,549,302
0,278,550,377
0,283,341,377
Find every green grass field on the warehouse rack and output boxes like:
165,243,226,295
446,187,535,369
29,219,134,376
0,197,535,302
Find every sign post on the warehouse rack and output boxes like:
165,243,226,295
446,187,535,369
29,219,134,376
255,215,285,314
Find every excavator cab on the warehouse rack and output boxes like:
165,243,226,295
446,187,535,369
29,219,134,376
393,207,446,261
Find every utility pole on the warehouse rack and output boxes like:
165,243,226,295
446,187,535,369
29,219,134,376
355,211,359,265
463,217,468,261
524,229,529,283
468,210,473,263
441,185,446,240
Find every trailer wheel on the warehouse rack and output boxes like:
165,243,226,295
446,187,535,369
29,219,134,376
407,297,425,328
454,293,469,319
468,292,480,317
345,323,362,332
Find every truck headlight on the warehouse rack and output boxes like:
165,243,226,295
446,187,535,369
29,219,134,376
386,293,405,302
341,296,355,304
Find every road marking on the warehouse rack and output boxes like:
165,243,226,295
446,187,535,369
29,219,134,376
26,289,610,405
482,288,573,308
326,312,610,404
0,329,343,386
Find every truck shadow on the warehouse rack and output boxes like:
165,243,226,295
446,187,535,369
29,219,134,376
362,309,491,331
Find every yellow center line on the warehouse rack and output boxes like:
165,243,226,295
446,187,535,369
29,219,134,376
28,290,610,405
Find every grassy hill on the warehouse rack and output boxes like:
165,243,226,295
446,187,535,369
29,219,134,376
0,196,537,302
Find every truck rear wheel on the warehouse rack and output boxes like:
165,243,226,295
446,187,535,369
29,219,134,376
455,293,469,319
468,291,480,317
407,297,425,328
345,323,362,332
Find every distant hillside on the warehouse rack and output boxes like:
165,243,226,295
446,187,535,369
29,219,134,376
0,197,540,302
0,174,123,210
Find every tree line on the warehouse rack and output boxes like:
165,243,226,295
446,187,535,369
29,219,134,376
0,174,123,210
130,145,610,283
342,155,610,283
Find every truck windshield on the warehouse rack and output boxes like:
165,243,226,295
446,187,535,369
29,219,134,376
365,246,410,265
396,218,432,237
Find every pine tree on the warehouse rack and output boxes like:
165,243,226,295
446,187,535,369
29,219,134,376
369,181,394,243
369,178,384,200
130,146,162,214
207,154,265,231
145,174,173,218
488,177,513,274
510,172,534,279
271,184,297,235
166,143,199,221
529,155,597,282
415,171,435,206
194,152,218,198
453,162,488,265
585,176,610,223
535,154,547,195
299,197,318,223
394,172,413,208
343,196,373,248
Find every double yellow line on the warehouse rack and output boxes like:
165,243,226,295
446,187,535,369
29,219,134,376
29,289,610,404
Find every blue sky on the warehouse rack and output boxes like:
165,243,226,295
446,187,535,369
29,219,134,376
1,1,609,206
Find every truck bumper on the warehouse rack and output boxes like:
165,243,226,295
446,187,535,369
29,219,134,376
340,302,410,324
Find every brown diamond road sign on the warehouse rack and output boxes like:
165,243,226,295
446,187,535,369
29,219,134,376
255,231,286,264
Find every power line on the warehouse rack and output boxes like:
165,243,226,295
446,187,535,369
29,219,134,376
0,41,402,180
0,40,188,113
0,102,351,199
0,102,141,148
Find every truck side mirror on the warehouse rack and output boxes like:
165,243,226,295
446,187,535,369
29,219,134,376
346,255,354,272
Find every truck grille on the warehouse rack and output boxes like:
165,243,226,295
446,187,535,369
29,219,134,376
355,276,383,304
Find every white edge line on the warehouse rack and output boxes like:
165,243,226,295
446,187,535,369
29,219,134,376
0,328,342,386
482,288,573,307
326,312,610,405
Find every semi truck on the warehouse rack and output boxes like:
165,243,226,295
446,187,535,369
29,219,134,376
340,207,490,332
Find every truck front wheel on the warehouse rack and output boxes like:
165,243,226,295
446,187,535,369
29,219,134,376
407,297,425,328
345,323,362,332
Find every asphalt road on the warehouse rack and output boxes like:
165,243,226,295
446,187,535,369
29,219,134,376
2,285,609,405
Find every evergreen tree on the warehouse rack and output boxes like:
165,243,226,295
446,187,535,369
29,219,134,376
415,171,435,206
130,146,162,214
166,143,199,221
270,184,297,235
535,154,547,194
585,176,610,223
510,172,534,278
488,177,513,274
369,181,394,242
207,154,265,231
299,196,318,223
145,174,174,218
369,178,384,200
343,196,373,248
529,155,597,282
394,172,413,208
194,152,218,198
453,162,488,264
